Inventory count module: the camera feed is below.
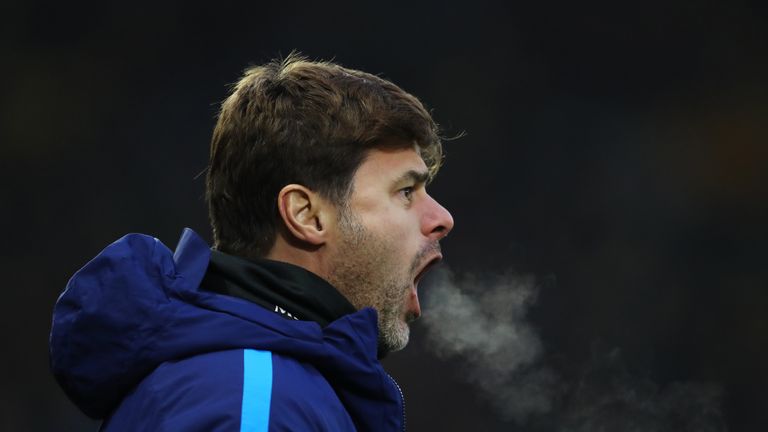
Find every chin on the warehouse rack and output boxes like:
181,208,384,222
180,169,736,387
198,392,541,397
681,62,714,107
379,321,411,354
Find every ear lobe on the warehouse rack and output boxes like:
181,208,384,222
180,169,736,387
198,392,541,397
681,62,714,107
277,184,327,246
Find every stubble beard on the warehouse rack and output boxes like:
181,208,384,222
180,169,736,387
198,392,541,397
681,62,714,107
327,208,415,356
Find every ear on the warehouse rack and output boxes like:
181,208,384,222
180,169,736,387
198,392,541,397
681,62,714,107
276,184,330,246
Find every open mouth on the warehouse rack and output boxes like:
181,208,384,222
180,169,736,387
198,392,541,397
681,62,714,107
414,255,442,285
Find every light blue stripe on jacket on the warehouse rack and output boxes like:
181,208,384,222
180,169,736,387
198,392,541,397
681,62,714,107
241,349,273,432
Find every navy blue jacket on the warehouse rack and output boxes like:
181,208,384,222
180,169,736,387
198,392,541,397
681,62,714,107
50,229,405,431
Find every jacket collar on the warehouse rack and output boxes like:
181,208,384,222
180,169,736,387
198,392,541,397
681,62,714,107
199,249,356,327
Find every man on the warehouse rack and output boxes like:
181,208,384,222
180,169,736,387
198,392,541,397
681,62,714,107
50,54,454,431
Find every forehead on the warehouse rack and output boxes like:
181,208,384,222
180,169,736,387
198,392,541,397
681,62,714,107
353,145,428,186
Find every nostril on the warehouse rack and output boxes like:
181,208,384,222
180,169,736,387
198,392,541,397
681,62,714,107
439,211,454,237
431,220,452,239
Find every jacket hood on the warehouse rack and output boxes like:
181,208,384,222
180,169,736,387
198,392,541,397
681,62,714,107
50,229,400,428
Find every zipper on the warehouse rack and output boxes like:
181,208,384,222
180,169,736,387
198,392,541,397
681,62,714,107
387,373,406,431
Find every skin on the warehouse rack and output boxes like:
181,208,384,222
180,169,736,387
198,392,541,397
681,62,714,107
268,142,454,354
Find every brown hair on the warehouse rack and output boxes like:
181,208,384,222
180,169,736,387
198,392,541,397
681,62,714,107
206,53,443,257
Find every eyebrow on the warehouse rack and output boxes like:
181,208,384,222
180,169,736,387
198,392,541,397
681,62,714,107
392,169,430,187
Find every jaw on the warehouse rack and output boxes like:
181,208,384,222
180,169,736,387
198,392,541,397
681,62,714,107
378,299,413,356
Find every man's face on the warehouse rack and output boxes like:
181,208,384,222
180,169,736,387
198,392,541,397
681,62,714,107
327,144,454,355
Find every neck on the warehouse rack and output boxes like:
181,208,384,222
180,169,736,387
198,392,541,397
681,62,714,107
266,237,332,283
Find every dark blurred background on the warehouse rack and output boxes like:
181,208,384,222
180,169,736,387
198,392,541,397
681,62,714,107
2,1,767,430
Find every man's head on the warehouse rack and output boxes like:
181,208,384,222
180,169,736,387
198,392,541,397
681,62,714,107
326,144,453,354
206,54,453,354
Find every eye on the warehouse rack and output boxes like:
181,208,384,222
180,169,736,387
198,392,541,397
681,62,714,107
400,186,414,201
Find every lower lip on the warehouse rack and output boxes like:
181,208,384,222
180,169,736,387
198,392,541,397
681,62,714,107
409,285,421,319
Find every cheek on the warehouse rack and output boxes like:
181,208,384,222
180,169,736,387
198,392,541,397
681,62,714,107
386,223,423,275
380,218,419,251
363,207,423,260
369,223,411,265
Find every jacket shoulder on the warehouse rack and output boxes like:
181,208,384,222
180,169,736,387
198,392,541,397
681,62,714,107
268,352,357,431
102,349,357,432
101,349,245,431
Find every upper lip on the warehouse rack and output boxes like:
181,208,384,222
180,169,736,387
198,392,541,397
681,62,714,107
414,254,442,284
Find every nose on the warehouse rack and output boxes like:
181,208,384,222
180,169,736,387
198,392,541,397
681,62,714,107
422,194,454,240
